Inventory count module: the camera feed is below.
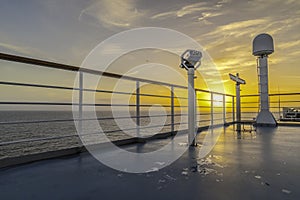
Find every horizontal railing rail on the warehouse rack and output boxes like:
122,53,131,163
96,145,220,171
0,53,234,97
0,52,235,149
241,93,300,97
240,93,300,120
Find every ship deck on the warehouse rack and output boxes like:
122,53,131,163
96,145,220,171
0,125,299,200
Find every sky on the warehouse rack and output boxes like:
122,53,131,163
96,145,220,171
0,0,299,109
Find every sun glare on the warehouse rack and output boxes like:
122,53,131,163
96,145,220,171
213,94,223,107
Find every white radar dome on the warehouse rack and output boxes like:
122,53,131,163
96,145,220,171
252,33,274,56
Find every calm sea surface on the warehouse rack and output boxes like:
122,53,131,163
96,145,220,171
0,110,238,159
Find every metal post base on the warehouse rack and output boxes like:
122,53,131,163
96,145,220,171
256,110,277,127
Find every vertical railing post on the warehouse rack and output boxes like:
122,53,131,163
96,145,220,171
223,94,226,125
236,83,241,133
211,92,214,126
232,96,235,123
78,71,83,135
136,81,140,137
170,86,175,133
278,94,281,119
195,90,198,131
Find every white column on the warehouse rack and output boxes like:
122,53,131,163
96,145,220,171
236,83,241,132
258,56,270,111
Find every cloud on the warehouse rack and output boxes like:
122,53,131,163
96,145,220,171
277,40,300,49
215,0,232,7
199,18,272,53
151,2,213,19
198,12,223,21
247,0,300,11
289,50,300,56
151,11,176,20
0,42,55,61
205,18,270,40
176,2,211,17
79,0,144,29
220,19,268,31
223,44,245,52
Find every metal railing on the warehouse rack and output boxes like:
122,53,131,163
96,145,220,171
240,93,300,121
0,53,235,149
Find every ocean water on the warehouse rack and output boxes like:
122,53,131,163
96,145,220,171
0,110,231,159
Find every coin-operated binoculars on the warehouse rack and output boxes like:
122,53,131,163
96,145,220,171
180,50,202,146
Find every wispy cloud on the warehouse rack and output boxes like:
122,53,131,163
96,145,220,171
277,40,300,49
151,11,176,20
215,0,232,7
151,2,213,19
204,18,269,40
176,2,211,17
289,50,300,56
79,0,144,29
0,42,55,61
198,12,223,22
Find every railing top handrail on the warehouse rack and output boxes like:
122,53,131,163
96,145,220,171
0,52,185,88
241,92,300,97
0,52,234,97
195,88,233,97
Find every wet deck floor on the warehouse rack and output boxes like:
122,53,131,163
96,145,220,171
0,126,299,200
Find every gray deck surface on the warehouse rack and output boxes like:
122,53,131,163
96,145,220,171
0,126,299,200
